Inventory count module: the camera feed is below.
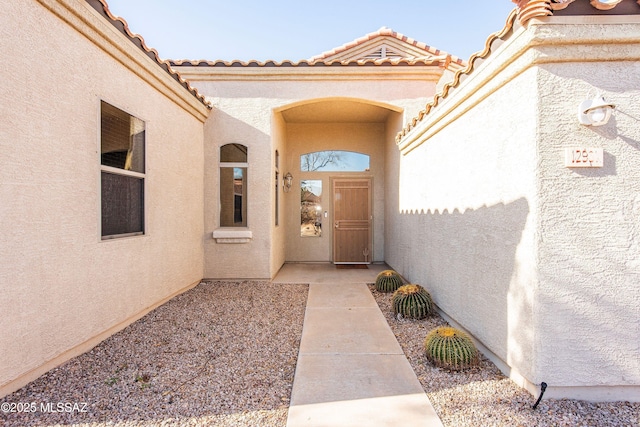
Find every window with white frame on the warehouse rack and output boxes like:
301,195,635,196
100,101,145,239
220,144,247,227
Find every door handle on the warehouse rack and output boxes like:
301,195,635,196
335,221,339,229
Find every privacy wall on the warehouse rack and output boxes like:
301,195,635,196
389,16,640,401
0,0,209,397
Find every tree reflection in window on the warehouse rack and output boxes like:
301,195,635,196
300,151,369,172
301,180,322,237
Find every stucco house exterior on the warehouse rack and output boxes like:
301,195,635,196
1,0,638,403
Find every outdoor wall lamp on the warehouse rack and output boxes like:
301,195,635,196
283,172,293,192
578,95,615,126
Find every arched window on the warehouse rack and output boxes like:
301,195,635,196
220,144,247,227
300,150,370,172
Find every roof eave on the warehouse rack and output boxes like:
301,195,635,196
173,62,448,82
396,8,520,148
83,0,211,113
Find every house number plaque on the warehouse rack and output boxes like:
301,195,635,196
564,147,603,168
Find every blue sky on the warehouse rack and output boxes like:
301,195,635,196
104,0,516,62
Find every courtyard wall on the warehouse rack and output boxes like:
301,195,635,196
0,0,209,397
389,16,640,401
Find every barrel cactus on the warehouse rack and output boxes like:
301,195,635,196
424,326,479,370
375,270,403,293
392,284,434,319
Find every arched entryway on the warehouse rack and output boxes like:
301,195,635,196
273,97,403,264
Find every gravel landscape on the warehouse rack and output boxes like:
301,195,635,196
0,281,308,427
369,284,640,427
1,279,638,427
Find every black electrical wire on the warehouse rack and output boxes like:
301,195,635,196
532,382,548,410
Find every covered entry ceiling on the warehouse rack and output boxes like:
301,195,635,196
280,99,399,123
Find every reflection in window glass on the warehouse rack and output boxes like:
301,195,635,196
100,101,145,239
221,144,247,163
301,180,322,237
220,144,248,227
220,167,246,227
101,101,145,173
300,151,369,172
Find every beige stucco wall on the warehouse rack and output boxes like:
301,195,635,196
390,16,640,401
271,113,288,274
534,60,640,399
182,68,438,278
0,0,208,397
391,70,540,388
202,97,276,279
284,121,389,262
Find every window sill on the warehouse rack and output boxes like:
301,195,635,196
212,228,253,244
101,231,145,240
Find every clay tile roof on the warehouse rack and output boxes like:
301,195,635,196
396,8,519,143
170,27,463,70
397,0,640,144
513,0,640,25
86,0,211,108
308,26,465,66
169,57,450,68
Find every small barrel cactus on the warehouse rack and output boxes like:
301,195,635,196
424,326,479,370
375,270,403,293
392,284,434,319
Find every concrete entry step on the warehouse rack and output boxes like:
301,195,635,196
272,263,387,285
283,272,443,427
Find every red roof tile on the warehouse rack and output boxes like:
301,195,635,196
514,0,640,25
170,27,465,70
396,8,519,143
169,57,451,68
309,27,465,67
398,0,640,144
86,0,210,108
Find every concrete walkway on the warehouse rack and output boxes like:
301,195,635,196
273,263,443,427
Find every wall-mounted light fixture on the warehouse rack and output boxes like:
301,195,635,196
578,95,615,127
283,172,293,192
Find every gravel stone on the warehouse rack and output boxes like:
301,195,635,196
369,284,640,427
2,280,638,427
0,281,308,427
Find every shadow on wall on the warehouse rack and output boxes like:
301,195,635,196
393,197,531,371
203,106,270,240
202,107,273,277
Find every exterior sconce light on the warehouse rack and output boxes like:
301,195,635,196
283,172,293,192
578,95,615,126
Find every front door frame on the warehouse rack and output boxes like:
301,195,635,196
331,176,373,264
